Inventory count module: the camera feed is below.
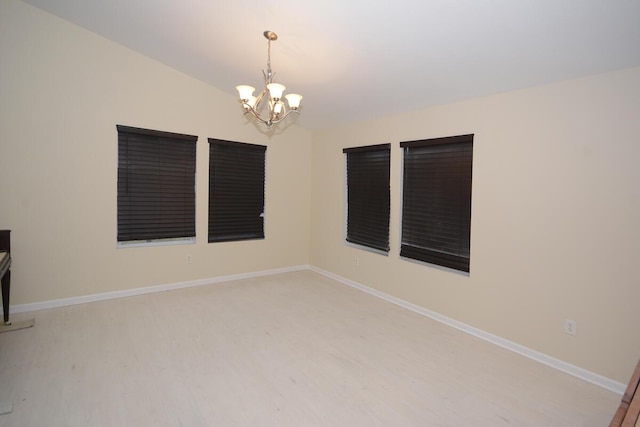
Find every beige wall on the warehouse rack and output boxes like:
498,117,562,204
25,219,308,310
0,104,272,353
0,1,312,303
2,0,639,386
310,66,640,383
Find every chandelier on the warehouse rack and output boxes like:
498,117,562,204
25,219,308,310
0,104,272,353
236,31,303,128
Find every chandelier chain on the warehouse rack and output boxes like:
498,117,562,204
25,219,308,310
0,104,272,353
266,38,272,82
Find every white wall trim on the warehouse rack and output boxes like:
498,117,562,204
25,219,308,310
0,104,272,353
10,263,625,394
308,265,626,395
10,265,309,314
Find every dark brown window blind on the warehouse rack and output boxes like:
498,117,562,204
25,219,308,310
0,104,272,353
208,139,266,243
400,134,473,272
343,144,391,252
117,125,197,242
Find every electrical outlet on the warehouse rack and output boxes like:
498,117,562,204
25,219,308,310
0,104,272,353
354,257,359,266
186,254,192,264
564,319,577,336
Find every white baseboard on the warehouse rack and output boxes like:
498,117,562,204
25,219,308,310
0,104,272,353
308,265,626,395
10,263,625,394
10,265,309,314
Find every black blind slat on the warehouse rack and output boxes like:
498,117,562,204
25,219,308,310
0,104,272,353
208,139,266,243
344,144,390,252
401,135,473,272
117,126,197,242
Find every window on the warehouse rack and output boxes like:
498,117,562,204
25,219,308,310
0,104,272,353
343,144,391,252
400,134,473,272
208,139,266,243
117,125,197,245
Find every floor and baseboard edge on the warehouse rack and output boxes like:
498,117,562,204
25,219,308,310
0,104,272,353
9,264,624,395
10,265,309,314
308,265,626,395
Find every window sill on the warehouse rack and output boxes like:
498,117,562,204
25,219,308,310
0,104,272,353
117,237,196,249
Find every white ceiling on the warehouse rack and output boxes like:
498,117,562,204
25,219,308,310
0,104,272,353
21,0,640,130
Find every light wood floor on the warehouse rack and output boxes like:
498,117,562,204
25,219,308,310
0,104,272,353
0,270,619,426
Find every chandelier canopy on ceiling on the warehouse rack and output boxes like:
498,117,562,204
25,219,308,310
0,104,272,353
236,31,303,128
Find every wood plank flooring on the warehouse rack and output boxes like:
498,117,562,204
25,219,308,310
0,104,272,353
0,270,619,426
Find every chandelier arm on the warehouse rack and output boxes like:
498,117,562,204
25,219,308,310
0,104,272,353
242,101,299,127
268,108,300,125
241,105,269,125
254,87,268,109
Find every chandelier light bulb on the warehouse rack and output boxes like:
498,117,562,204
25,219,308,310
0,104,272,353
236,85,255,101
285,93,303,110
245,96,257,110
267,83,286,101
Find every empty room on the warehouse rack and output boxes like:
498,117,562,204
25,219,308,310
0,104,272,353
1,0,639,425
